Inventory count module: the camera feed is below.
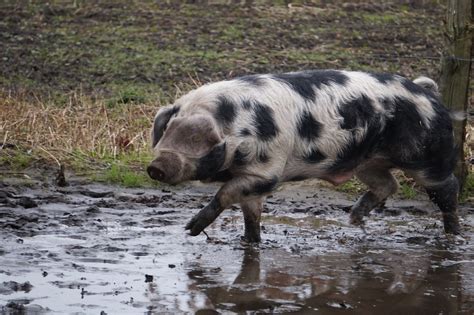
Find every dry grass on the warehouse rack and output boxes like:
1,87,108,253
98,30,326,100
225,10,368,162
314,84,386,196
0,90,160,172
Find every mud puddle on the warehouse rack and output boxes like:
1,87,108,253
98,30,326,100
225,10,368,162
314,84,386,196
0,179,473,314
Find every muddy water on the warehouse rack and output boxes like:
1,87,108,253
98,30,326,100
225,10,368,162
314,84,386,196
0,179,473,314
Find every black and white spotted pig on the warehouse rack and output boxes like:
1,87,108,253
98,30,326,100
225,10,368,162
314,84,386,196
147,70,460,242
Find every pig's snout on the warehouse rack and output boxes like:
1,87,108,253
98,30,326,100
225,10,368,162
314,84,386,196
147,152,185,184
147,164,166,181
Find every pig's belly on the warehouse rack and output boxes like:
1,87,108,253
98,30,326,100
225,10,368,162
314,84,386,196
281,160,355,186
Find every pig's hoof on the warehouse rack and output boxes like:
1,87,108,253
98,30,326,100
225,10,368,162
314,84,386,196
185,214,210,236
350,213,364,226
444,225,461,235
240,235,261,244
443,214,461,235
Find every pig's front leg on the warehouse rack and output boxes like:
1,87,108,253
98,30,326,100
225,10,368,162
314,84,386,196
241,198,264,243
185,175,278,237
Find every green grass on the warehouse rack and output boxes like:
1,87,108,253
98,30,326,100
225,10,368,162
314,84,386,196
360,12,400,24
106,86,148,107
87,152,160,188
460,172,474,202
99,163,157,188
399,182,418,199
335,179,364,194
335,177,420,200
0,150,35,170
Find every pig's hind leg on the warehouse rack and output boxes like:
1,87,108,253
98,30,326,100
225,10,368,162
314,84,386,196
413,173,461,234
350,167,398,226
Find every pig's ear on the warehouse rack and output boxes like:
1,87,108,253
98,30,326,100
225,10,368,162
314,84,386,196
151,105,179,148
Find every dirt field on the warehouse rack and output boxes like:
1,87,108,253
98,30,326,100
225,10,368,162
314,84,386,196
0,1,449,100
0,176,473,314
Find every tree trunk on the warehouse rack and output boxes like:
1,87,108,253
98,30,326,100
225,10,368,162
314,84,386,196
439,0,473,192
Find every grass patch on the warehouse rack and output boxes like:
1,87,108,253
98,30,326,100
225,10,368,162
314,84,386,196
0,149,35,170
106,86,148,107
360,12,399,24
335,179,364,195
460,173,474,202
97,163,158,188
399,182,418,199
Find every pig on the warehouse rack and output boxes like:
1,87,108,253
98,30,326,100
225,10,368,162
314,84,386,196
147,70,461,243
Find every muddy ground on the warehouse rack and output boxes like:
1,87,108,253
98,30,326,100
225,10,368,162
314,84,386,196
0,176,473,314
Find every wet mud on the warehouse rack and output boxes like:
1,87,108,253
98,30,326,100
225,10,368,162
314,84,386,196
0,179,473,314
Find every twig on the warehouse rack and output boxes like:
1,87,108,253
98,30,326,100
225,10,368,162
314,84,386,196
38,146,61,167
1,131,8,150
202,230,211,240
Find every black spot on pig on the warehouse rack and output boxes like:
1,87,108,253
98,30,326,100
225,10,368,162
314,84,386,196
209,170,234,182
257,151,270,163
243,176,278,196
338,94,374,130
400,77,434,97
274,73,316,101
330,114,383,172
215,96,237,127
304,148,326,163
239,128,251,137
297,110,322,140
195,142,227,180
242,99,253,110
310,70,349,89
370,73,397,84
385,97,456,182
233,148,249,166
289,175,308,181
253,102,279,141
378,97,393,110
381,96,427,160
274,70,348,101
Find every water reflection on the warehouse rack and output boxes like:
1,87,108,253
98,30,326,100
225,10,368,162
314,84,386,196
181,246,473,314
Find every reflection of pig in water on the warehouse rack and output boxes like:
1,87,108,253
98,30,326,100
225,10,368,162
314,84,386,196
147,70,460,242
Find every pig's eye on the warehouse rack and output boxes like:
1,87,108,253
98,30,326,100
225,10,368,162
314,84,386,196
190,134,203,142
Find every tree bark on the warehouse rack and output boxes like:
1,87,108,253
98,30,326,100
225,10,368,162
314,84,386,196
439,0,473,191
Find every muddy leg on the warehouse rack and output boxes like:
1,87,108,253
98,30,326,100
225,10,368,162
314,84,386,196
186,175,278,236
423,174,460,234
350,168,398,225
240,198,264,243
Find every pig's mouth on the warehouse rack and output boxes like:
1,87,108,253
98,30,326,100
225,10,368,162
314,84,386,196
147,148,210,185
147,149,191,184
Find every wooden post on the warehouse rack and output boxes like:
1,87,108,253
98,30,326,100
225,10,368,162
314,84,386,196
439,0,472,191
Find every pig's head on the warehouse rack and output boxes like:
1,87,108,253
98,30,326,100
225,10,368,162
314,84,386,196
147,105,226,185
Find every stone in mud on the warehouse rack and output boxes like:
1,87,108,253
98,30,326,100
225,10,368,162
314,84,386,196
145,274,153,283
0,281,33,295
85,205,101,214
16,197,37,208
78,189,114,198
